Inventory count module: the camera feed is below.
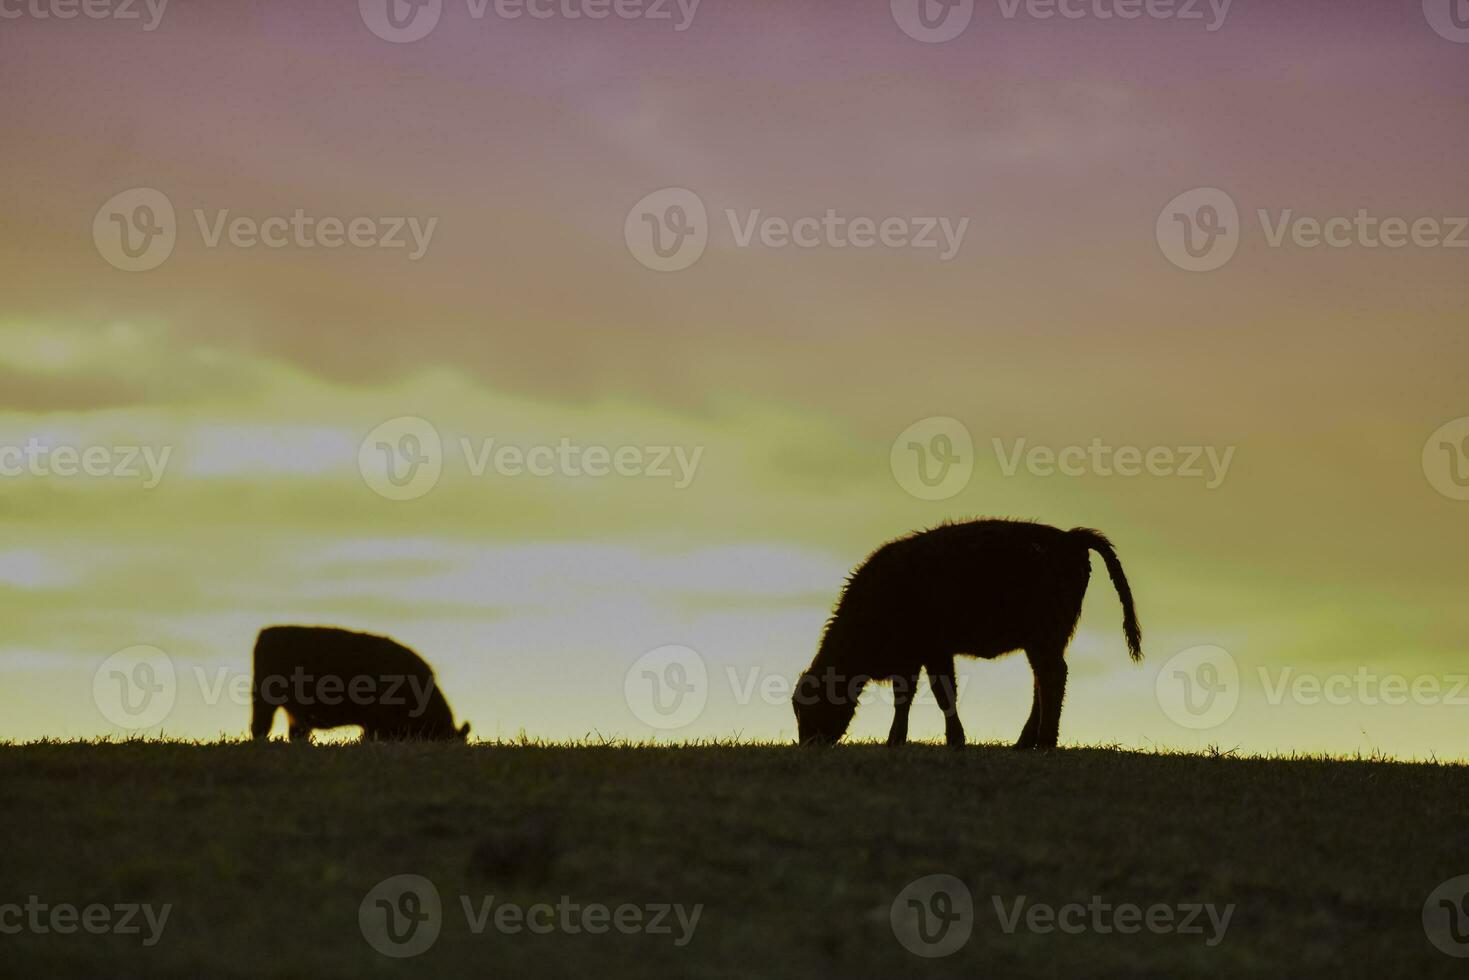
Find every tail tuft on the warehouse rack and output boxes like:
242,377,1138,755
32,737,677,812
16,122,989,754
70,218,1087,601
1069,527,1143,661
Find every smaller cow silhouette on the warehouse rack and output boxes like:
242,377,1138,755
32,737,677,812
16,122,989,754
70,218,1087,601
792,519,1142,749
250,625,469,742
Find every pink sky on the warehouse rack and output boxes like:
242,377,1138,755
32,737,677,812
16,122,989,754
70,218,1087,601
1,0,1467,751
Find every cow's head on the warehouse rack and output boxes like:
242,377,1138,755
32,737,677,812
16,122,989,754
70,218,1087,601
422,717,469,741
791,669,859,746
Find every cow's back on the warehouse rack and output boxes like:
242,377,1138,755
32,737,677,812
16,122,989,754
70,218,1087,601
837,520,1091,656
254,625,430,678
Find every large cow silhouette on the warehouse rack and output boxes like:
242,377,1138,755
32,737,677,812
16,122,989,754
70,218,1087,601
793,520,1142,749
250,625,470,742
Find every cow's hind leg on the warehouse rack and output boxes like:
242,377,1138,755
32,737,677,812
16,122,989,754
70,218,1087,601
286,713,312,743
927,658,966,749
1014,684,1041,750
1022,646,1068,749
886,671,921,746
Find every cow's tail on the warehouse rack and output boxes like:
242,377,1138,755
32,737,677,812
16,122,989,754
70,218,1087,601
1069,527,1142,662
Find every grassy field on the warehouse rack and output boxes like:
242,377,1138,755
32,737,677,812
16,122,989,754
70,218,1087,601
1,740,1467,978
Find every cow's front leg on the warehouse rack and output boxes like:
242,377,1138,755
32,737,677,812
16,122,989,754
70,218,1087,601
250,691,275,740
927,659,965,748
886,671,921,746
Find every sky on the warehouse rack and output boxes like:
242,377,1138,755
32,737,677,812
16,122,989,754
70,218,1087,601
0,0,1466,755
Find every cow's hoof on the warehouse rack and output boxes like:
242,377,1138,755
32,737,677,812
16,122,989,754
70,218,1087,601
885,735,908,747
1012,738,1038,751
945,735,966,750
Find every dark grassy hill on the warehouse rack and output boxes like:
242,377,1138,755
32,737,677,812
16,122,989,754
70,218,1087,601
1,740,1466,977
